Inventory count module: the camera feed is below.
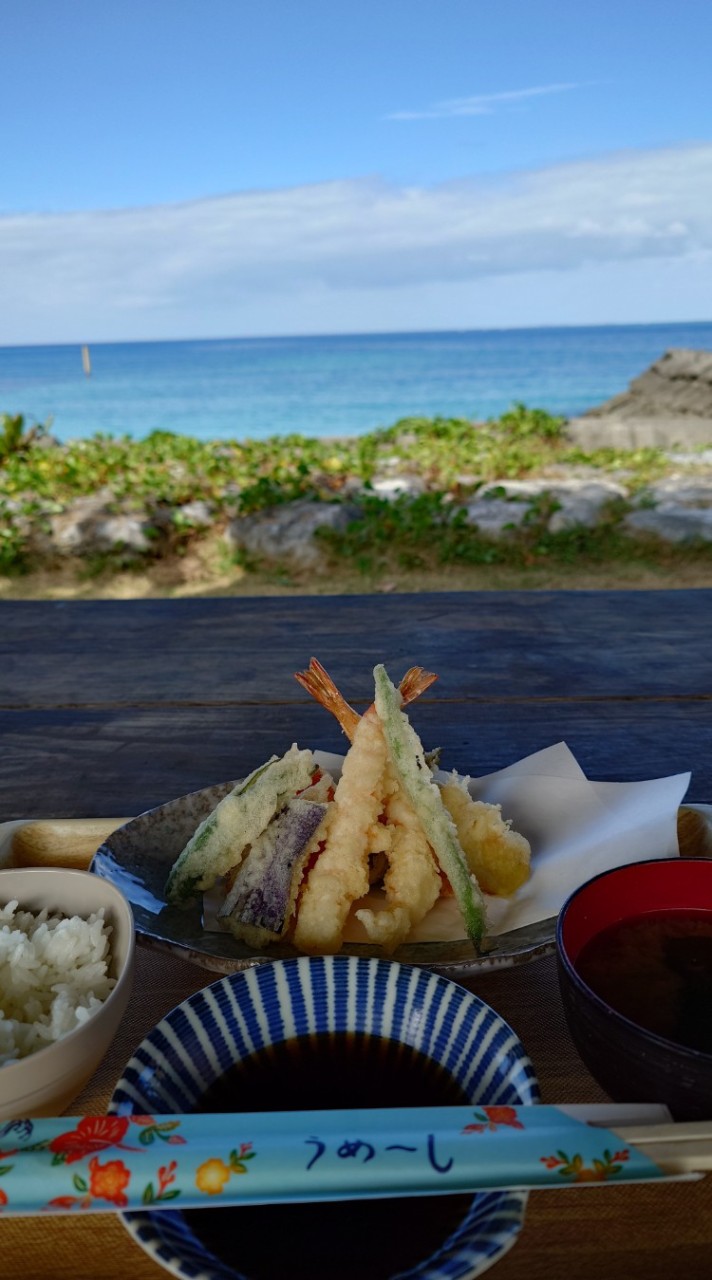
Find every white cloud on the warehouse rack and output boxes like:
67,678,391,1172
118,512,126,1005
1,143,712,342
388,82,585,120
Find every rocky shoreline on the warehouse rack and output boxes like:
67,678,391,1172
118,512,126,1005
567,348,712,449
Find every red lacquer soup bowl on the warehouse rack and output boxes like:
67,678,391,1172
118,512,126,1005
556,858,712,1120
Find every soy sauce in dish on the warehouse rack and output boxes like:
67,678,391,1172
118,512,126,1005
184,1031,475,1280
576,910,712,1052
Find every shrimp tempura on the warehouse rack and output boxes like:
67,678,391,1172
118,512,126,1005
293,704,387,954
355,761,441,952
293,658,441,952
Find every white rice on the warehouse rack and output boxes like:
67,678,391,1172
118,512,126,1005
0,899,115,1066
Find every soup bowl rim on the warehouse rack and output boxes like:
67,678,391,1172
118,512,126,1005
556,855,712,1063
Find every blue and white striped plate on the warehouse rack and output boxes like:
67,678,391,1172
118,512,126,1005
110,955,539,1280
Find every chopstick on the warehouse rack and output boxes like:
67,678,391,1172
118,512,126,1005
611,1121,712,1174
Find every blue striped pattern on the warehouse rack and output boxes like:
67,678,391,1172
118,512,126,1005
111,956,539,1280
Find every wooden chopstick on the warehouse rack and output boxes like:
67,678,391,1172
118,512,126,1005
611,1121,712,1174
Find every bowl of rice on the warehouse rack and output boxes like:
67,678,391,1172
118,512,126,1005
0,867,135,1119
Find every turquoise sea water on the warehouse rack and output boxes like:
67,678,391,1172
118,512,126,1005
1,323,711,444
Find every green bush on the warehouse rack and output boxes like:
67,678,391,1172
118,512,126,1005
0,413,52,461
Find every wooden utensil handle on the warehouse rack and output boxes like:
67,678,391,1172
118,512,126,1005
614,1120,712,1175
10,818,131,870
677,806,712,858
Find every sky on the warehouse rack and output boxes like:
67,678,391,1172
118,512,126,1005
2,0,712,343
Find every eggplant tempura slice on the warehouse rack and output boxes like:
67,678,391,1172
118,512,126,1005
218,796,329,948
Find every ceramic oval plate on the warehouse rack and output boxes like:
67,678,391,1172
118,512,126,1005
90,754,712,981
90,777,553,982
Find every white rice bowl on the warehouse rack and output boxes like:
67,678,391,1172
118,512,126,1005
0,899,115,1065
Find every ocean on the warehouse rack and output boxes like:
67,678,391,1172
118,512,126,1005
1,322,711,444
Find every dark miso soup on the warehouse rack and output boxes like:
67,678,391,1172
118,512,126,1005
184,1031,475,1280
576,910,712,1052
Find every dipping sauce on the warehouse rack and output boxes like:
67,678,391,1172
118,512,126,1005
184,1031,475,1280
576,910,712,1052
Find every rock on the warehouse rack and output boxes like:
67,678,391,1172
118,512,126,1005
92,515,152,554
481,480,547,500
478,478,627,531
665,449,712,466
227,499,362,570
48,489,115,554
567,349,712,449
544,482,628,533
640,479,712,508
369,475,426,500
461,478,631,537
173,500,214,528
624,477,712,543
32,432,62,450
463,498,530,537
47,489,154,557
548,501,603,533
533,463,611,480
572,416,712,450
483,478,629,502
334,475,364,499
624,505,712,543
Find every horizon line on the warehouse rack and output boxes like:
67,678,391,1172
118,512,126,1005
3,317,712,351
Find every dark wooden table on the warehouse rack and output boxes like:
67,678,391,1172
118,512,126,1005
1,589,711,1279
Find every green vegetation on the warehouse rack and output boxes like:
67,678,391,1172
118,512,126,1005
0,413,52,461
316,491,712,578
0,405,706,581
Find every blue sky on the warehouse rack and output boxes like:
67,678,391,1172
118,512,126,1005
2,0,712,342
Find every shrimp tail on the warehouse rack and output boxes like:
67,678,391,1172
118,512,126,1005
295,658,438,741
399,666,438,707
294,658,361,740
